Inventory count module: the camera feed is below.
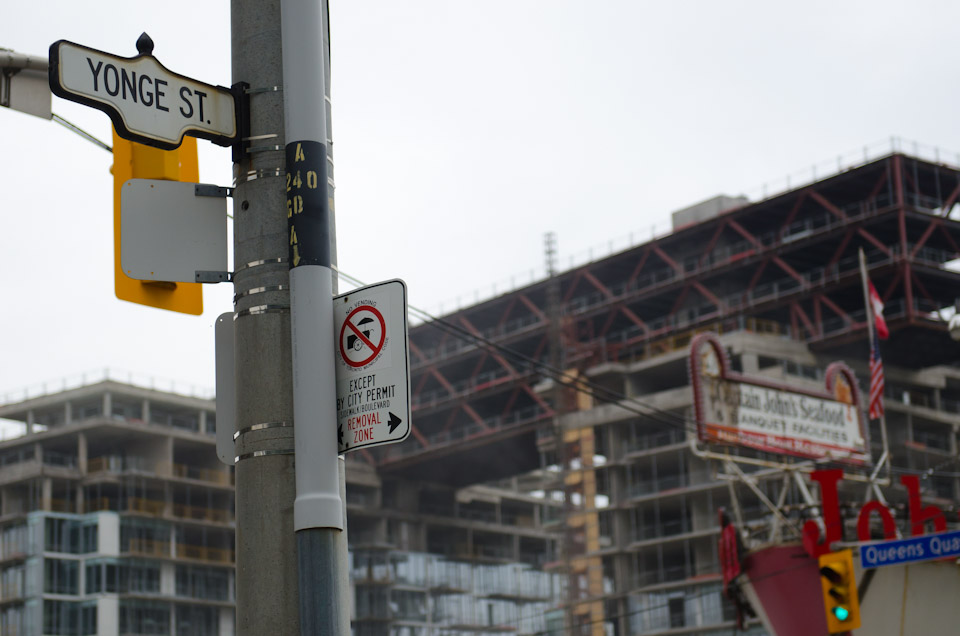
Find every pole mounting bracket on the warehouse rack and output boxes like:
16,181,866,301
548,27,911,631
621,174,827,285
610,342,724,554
196,270,233,284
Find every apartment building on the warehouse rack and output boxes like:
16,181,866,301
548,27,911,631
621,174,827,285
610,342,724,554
0,381,232,636
0,379,567,636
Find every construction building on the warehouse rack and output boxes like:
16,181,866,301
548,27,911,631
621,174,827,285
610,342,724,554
373,144,960,634
0,382,233,636
1,143,960,635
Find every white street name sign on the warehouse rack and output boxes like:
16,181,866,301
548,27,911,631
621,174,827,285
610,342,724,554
334,279,411,454
49,36,236,150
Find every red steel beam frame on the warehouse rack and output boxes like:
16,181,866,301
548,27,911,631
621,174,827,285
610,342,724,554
693,281,724,310
461,402,490,432
780,192,809,234
939,181,960,217
521,383,555,417
517,293,547,322
460,316,518,377
817,293,853,328
583,269,649,334
409,340,428,365
699,222,727,268
810,177,891,254
501,388,520,418
628,248,652,285
746,259,769,294
410,424,430,448
814,297,823,336
809,190,847,220
582,270,615,300
497,298,517,332
791,302,817,339
619,306,649,333
428,367,457,396
858,227,892,258
909,219,940,260
412,371,430,403
729,219,809,289
652,245,681,272
563,271,583,304
939,223,960,255
910,271,935,308
883,269,903,305
669,285,692,316
894,156,913,322
440,407,458,434
868,169,889,201
829,230,855,266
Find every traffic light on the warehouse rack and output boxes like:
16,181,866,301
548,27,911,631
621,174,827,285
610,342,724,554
111,128,203,315
818,549,861,633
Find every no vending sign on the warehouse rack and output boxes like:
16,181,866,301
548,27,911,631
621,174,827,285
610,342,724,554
334,279,411,454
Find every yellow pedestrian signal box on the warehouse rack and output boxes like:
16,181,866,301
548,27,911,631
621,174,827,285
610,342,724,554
111,128,203,315
818,549,861,633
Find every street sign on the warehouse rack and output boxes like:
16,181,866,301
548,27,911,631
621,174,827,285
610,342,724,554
120,179,228,283
334,280,411,454
49,36,236,150
859,529,960,569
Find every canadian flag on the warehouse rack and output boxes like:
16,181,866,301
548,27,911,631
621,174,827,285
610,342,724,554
868,280,890,340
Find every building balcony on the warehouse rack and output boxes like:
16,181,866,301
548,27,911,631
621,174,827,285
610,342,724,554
124,539,234,564
175,544,234,564
86,457,233,487
171,463,233,487
86,497,233,525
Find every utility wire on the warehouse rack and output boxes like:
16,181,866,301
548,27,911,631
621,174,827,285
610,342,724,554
339,271,699,436
52,113,111,152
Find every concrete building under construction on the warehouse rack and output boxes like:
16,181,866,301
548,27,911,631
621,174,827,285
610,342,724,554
1,143,960,635
369,143,960,635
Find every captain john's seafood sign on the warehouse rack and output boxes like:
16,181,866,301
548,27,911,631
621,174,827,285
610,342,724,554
689,333,868,464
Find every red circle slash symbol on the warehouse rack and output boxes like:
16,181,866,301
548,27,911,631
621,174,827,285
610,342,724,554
339,306,386,368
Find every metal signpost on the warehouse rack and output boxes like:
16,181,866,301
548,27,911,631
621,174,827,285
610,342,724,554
334,279,411,454
859,529,960,569
45,2,402,632
49,34,237,150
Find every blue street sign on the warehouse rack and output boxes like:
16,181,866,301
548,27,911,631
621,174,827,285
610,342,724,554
859,529,960,569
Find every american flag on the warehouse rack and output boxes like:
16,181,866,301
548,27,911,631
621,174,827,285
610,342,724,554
869,332,884,419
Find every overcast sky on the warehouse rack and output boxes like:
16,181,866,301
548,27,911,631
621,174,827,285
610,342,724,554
3,1,960,412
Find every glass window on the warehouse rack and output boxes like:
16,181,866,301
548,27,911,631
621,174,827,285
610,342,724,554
82,523,98,553
175,565,230,601
43,600,84,635
175,604,218,636
44,558,79,595
45,518,80,554
119,600,170,635
85,563,102,594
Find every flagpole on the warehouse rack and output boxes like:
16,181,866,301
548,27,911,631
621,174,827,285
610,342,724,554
859,248,890,482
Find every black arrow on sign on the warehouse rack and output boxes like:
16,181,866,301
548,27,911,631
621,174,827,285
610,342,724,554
388,412,402,434
337,423,344,447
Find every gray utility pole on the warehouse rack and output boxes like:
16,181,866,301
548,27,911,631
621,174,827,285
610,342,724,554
231,0,348,634
281,0,350,633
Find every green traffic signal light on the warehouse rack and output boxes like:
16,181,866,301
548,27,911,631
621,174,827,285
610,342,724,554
818,549,861,633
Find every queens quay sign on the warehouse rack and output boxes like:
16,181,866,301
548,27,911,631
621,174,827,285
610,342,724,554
860,529,960,569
